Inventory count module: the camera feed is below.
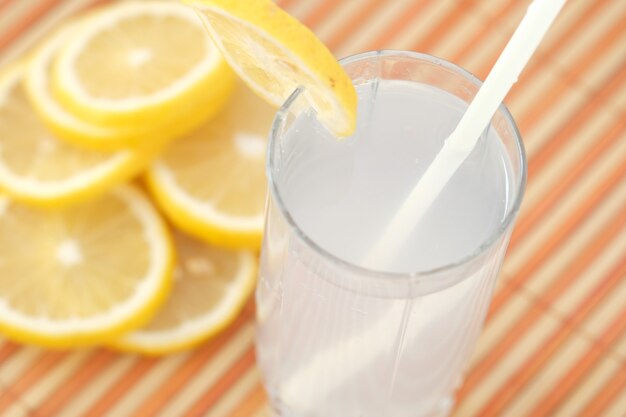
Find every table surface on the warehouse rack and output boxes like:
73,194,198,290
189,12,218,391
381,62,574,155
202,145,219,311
0,0,625,416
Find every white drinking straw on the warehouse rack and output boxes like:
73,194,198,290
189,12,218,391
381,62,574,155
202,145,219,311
366,0,567,268
284,0,568,413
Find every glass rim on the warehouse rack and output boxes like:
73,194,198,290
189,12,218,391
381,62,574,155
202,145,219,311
266,49,527,281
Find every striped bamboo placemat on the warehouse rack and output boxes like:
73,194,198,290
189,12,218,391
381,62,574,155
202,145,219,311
0,0,624,416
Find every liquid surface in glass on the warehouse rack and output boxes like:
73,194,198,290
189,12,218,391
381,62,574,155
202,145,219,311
278,79,512,273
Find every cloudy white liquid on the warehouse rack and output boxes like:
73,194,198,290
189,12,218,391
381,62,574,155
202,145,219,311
257,79,514,417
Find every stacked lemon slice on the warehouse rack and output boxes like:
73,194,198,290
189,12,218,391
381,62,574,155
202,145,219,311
0,0,356,354
0,1,255,353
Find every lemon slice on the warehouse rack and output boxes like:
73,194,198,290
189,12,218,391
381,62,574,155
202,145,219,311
0,64,154,207
147,81,273,249
183,0,357,137
112,229,256,355
0,185,173,348
52,1,235,129
25,21,231,151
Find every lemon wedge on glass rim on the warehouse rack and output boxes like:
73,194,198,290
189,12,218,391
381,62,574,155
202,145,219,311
182,0,357,137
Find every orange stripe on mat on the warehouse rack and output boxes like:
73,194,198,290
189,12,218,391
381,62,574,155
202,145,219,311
276,0,297,10
182,346,256,417
0,389,23,412
71,0,112,15
227,383,267,417
0,351,68,414
33,350,115,416
469,257,626,417
0,0,62,51
85,357,158,417
0,0,16,13
126,313,250,417
450,0,520,64
516,22,626,134
524,62,626,178
86,309,250,417
576,364,626,417
301,0,341,29
511,120,626,244
458,199,626,401
507,0,612,103
409,0,479,53
325,0,382,51
528,306,626,416
551,10,626,87
0,342,19,367
494,162,626,315
366,0,432,50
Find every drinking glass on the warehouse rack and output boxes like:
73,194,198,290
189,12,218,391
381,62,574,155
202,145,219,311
256,50,526,417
